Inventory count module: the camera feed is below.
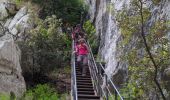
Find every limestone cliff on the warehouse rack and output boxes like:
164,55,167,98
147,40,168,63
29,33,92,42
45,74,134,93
85,0,170,87
0,34,26,97
0,0,33,97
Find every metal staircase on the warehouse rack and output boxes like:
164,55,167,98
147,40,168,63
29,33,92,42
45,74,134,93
71,40,124,100
76,61,100,100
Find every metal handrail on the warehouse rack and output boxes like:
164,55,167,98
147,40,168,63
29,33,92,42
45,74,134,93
86,41,99,73
71,40,78,100
99,63,124,100
86,40,124,100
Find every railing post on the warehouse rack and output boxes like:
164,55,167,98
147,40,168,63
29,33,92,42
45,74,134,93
115,89,118,100
98,64,102,97
105,74,109,100
97,62,101,96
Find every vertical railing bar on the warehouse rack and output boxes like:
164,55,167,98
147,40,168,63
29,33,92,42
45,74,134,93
98,64,101,96
101,85,107,98
109,78,124,100
106,86,114,100
105,74,109,100
100,62,124,100
115,89,118,100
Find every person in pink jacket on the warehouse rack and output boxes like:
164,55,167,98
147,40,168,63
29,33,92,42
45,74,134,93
75,38,89,76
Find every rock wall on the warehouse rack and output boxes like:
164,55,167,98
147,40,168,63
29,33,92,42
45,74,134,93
0,34,26,97
85,0,170,86
0,0,33,97
0,0,33,40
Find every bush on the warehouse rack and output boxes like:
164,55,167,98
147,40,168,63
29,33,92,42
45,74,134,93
83,20,99,55
0,94,11,100
22,84,59,100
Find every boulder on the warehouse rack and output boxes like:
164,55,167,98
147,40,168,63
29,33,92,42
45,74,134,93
0,3,9,20
7,7,33,40
0,34,26,97
8,7,28,30
0,1,17,20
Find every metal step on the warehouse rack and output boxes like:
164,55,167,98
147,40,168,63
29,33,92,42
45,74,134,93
76,75,91,78
77,82,93,85
79,99,100,100
74,61,100,99
77,77,91,80
78,95,100,99
77,88,94,91
77,85,93,89
77,80,92,83
76,72,91,75
78,91,95,95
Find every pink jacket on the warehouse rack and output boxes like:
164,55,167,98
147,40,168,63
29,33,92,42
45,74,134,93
76,44,88,55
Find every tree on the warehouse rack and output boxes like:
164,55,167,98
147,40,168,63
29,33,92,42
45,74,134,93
116,0,170,99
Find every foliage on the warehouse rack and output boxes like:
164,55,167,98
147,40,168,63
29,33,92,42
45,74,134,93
30,0,87,26
29,15,71,74
0,84,70,100
152,0,161,5
59,93,70,100
14,0,23,5
14,0,88,30
83,20,99,55
116,0,170,99
21,84,59,100
116,2,151,45
18,14,71,80
0,94,11,100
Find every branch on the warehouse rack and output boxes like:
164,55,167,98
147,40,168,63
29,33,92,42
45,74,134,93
138,0,166,99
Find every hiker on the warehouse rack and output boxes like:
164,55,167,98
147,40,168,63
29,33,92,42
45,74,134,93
75,38,89,76
79,31,86,39
72,25,81,40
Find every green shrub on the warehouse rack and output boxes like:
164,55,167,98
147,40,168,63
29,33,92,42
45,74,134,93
22,84,59,100
152,0,161,5
0,94,11,100
83,20,99,55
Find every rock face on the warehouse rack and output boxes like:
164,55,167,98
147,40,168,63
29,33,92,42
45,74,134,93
0,0,33,40
7,7,31,37
0,0,33,97
85,0,170,86
0,34,26,97
0,0,17,20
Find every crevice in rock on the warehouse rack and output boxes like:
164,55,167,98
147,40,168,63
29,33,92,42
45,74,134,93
93,0,100,24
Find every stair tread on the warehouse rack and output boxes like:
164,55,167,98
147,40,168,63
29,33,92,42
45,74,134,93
74,60,100,99
78,88,94,90
77,82,92,84
78,91,94,93
79,98,100,100
77,77,91,79
78,95,100,99
78,91,95,95
77,85,93,87
77,80,92,83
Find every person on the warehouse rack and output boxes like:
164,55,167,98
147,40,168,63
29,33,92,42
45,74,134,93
71,25,81,40
75,38,89,76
